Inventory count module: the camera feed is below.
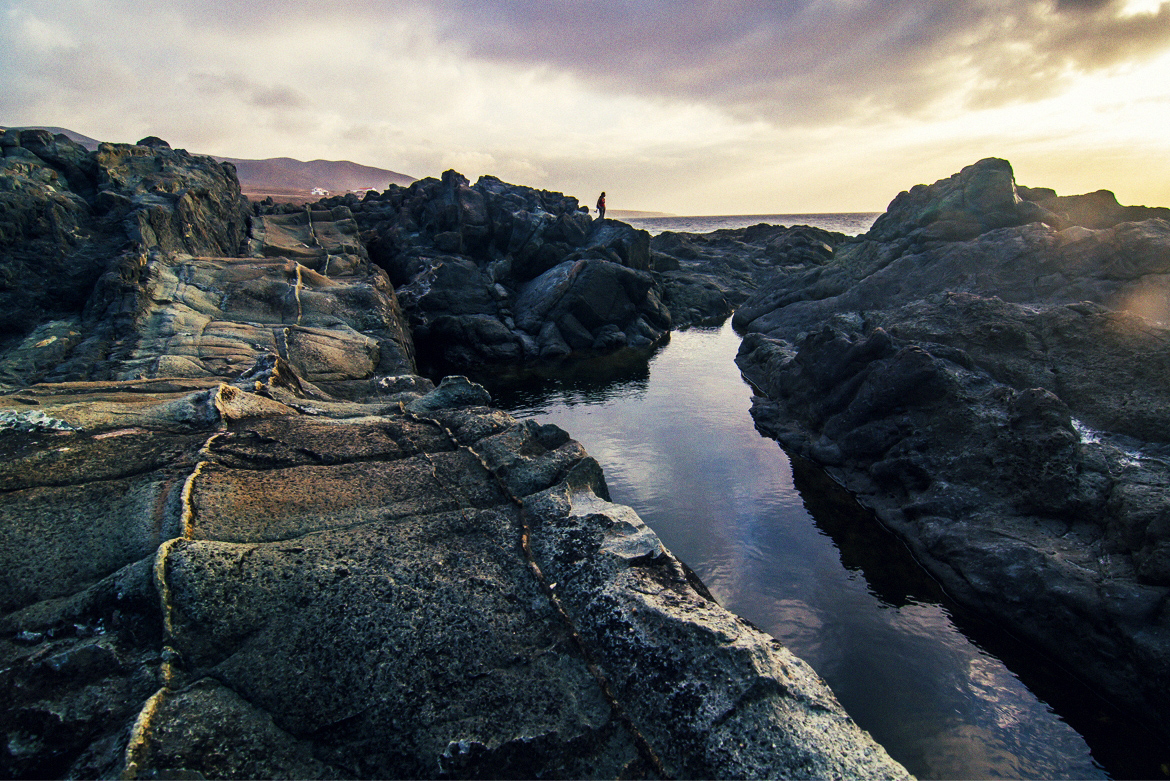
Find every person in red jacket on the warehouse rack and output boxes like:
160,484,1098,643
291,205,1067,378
596,192,606,220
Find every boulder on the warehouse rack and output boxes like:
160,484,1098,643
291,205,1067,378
1021,186,1170,229
320,172,668,367
864,157,1058,244
514,259,670,353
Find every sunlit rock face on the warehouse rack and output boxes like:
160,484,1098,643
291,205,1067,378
304,170,670,370
735,157,1170,732
0,131,416,396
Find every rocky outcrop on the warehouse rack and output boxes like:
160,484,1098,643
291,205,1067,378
0,133,909,778
651,223,847,328
300,170,671,369
0,131,415,396
734,157,1170,731
0,363,907,779
0,129,247,351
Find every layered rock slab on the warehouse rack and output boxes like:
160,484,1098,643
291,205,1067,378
0,132,416,395
1,374,908,779
105,208,414,392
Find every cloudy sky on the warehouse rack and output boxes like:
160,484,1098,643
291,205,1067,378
3,0,1169,214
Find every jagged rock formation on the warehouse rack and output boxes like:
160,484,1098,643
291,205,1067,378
0,129,415,396
734,157,1170,732
0,129,248,352
301,170,672,369
1,134,910,778
650,223,847,328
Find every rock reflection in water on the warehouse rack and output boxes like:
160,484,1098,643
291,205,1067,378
481,320,1161,780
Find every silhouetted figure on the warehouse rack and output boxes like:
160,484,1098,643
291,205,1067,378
596,192,606,220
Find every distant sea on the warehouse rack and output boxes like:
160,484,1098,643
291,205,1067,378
624,212,882,237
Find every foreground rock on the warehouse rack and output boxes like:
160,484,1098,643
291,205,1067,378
734,157,1170,731
0,367,907,779
302,171,671,369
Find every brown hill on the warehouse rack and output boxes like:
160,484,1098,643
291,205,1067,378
219,156,416,203
6,126,416,204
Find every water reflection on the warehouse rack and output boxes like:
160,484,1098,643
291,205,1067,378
450,341,663,412
789,455,947,609
475,321,1163,780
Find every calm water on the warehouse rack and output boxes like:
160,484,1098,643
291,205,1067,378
481,321,1170,780
461,215,1167,779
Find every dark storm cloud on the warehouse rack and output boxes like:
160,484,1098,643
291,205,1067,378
414,0,1170,123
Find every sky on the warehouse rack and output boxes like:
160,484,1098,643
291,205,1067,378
2,0,1169,215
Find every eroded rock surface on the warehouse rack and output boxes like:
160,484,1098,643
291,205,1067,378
0,130,415,396
734,157,1170,731
0,368,907,779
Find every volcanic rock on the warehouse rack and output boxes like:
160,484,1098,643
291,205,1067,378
734,157,1170,732
652,223,847,328
0,131,909,779
308,171,671,369
0,364,908,779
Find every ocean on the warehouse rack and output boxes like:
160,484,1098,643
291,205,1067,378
623,212,882,237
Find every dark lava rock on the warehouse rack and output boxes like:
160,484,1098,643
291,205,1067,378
734,157,1170,734
652,223,847,328
308,170,670,369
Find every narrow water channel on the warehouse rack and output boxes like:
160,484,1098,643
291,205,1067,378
475,320,1165,780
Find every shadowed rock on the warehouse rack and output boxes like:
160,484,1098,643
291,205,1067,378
735,157,1170,733
651,223,847,328
304,171,671,369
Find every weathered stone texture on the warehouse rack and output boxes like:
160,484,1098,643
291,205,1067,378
735,157,1170,732
1,372,907,779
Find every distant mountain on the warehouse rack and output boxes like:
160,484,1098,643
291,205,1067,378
6,126,102,150
218,156,416,203
4,126,416,203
